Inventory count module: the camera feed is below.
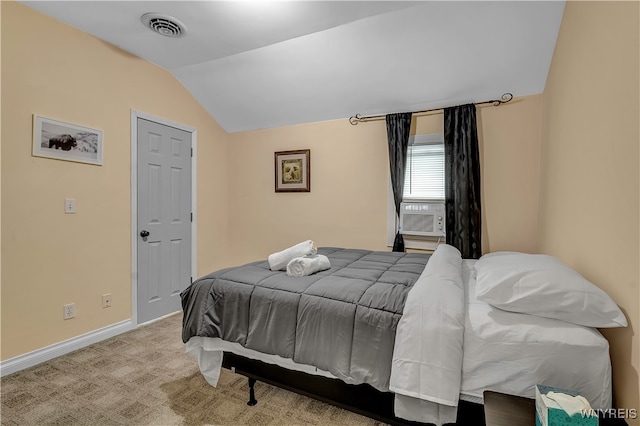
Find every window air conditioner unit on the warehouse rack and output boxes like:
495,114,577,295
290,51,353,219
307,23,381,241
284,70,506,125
399,202,445,237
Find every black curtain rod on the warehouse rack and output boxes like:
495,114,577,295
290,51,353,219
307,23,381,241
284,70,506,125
348,93,514,125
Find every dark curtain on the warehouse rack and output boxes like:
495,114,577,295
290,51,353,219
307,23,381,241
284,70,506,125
444,104,482,259
386,113,412,252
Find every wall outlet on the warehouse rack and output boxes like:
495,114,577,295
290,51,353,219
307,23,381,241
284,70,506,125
102,294,112,308
63,303,75,320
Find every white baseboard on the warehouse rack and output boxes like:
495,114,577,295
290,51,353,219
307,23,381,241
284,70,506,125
0,319,133,377
138,310,181,327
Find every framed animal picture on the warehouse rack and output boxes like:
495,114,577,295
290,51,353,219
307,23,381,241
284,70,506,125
32,115,103,165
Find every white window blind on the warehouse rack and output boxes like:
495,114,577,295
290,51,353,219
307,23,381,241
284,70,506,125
403,134,444,200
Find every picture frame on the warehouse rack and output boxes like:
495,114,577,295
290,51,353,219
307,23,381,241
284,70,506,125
274,149,310,192
32,115,103,166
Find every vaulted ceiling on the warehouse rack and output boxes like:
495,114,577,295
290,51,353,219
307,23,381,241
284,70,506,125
21,1,565,133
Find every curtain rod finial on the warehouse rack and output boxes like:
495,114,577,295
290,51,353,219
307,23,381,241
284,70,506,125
494,92,514,106
349,114,362,125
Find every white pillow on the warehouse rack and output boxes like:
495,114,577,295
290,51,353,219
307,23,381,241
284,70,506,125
474,251,627,328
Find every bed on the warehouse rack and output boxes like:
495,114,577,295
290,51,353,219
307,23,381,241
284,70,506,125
181,244,619,425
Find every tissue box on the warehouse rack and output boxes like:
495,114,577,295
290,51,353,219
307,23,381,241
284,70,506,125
535,385,598,426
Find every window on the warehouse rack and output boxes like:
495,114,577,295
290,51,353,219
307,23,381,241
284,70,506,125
387,133,445,250
403,133,444,201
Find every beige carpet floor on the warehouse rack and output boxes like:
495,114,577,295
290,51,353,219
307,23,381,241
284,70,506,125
1,313,382,426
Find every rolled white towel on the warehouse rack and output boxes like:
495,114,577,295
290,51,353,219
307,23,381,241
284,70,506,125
286,255,331,277
268,240,317,271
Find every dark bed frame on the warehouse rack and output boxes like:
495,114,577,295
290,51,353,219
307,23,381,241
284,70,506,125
221,353,631,426
222,352,486,426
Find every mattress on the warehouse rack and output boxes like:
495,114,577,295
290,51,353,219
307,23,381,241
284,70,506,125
460,259,612,409
186,256,613,417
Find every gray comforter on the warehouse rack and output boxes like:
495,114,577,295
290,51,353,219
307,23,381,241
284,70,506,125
181,247,431,391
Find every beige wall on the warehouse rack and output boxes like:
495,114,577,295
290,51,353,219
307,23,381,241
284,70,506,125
478,95,542,254
1,2,229,360
227,118,390,265
227,95,542,266
539,1,639,417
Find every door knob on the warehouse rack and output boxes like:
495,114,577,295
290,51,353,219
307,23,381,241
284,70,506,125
140,230,150,238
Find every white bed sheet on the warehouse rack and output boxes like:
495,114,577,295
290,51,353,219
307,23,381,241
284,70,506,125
460,259,613,409
390,244,465,425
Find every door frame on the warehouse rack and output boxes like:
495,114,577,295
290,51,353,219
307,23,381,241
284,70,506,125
130,110,197,326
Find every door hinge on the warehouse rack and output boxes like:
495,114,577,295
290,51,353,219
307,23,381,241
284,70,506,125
190,212,193,222
191,148,193,157
190,276,193,283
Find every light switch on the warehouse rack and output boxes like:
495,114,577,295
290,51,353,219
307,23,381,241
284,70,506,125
64,198,76,214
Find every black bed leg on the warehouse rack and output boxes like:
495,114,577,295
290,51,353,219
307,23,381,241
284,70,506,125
247,378,258,406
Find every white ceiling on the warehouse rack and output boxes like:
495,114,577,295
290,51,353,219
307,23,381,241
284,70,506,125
22,1,565,133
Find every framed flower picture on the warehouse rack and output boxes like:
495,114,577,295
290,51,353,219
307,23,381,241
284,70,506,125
274,149,310,192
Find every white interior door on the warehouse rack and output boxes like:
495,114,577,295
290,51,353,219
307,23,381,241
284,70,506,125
137,118,192,324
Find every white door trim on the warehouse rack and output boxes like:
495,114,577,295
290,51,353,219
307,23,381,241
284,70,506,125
130,110,197,326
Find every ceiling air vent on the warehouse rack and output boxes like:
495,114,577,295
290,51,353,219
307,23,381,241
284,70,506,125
141,13,186,38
